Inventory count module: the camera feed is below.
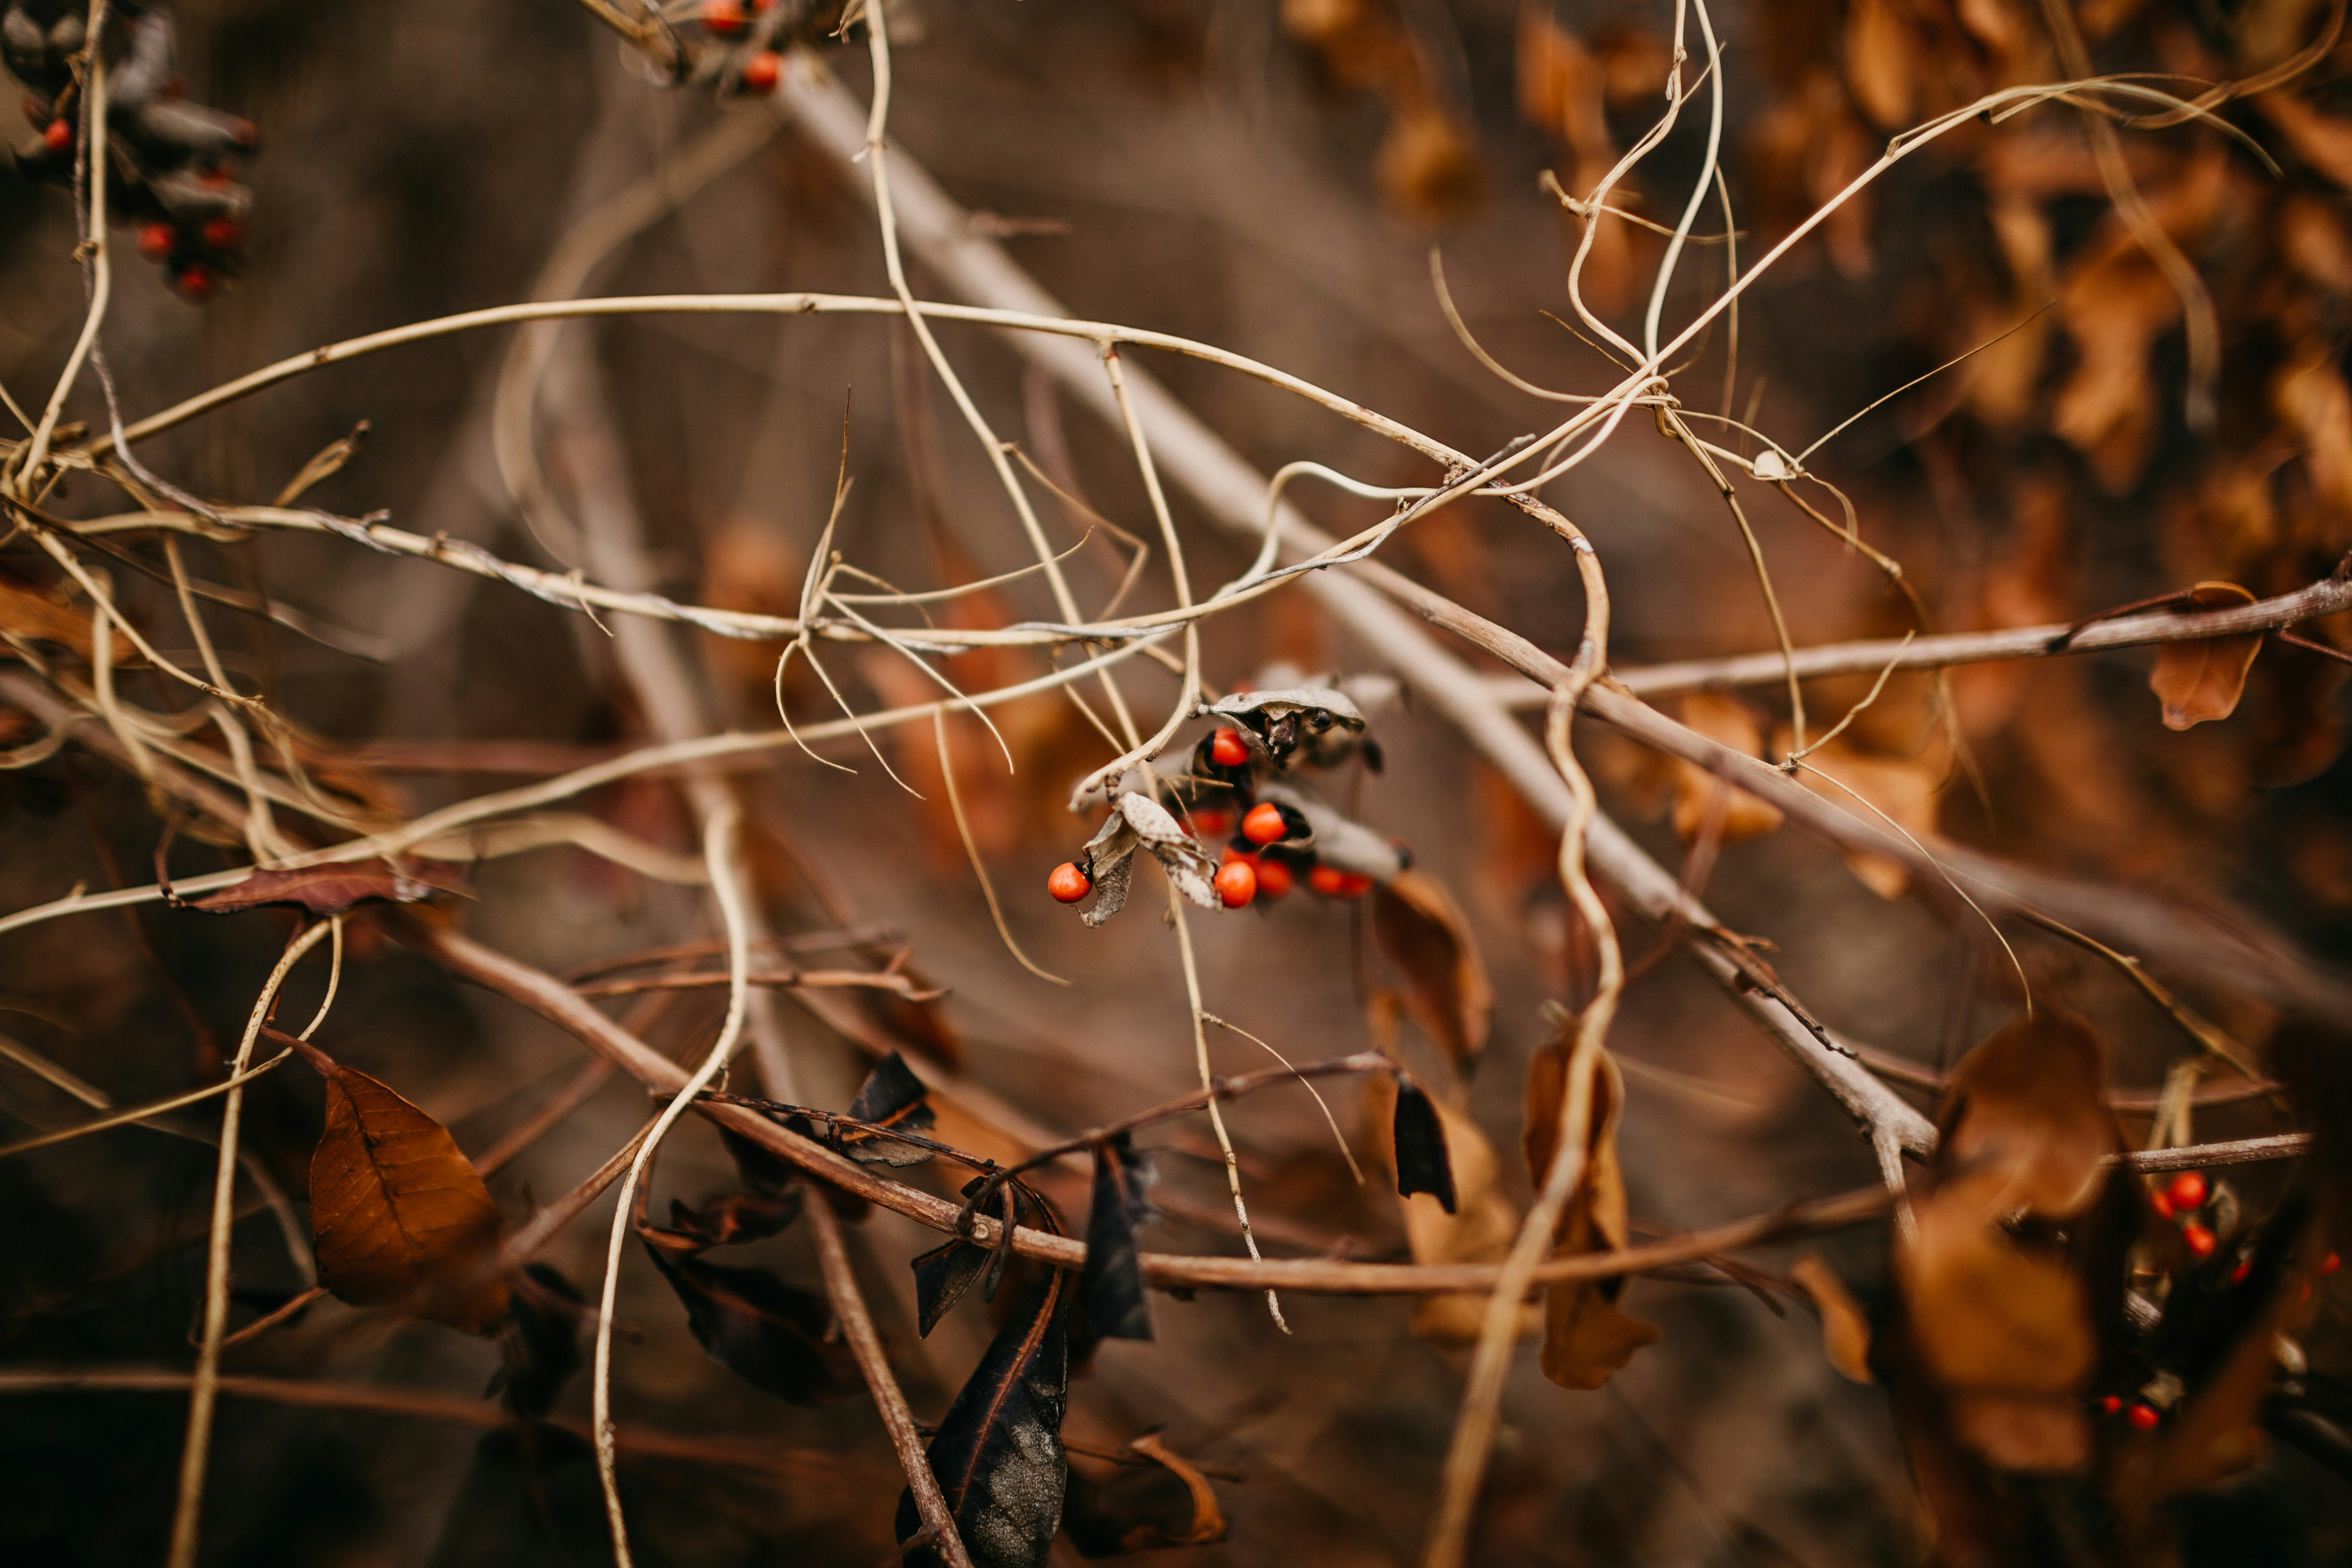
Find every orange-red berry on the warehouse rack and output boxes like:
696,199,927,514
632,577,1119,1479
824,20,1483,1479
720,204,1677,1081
2149,1190,2175,1220
1210,727,1250,768
700,0,747,33
201,216,242,249
2098,1395,2122,1414
2126,1403,2160,1431
175,264,214,300
2230,1258,2252,1284
1308,864,1372,897
1255,856,1294,898
2165,1171,2207,1212
1215,859,1257,908
2326,1252,2342,1277
1241,802,1287,845
2181,1221,2216,1259
42,117,70,151
1191,806,1232,839
136,221,176,259
741,50,783,92
1047,861,1091,903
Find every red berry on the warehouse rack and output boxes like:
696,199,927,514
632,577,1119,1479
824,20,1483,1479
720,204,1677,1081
2325,1252,2342,1277
42,117,70,151
200,216,242,250
700,0,747,32
175,264,214,300
741,50,783,92
2149,1190,2175,1220
2230,1258,2252,1284
1215,859,1257,908
2127,1403,2160,1431
1241,802,1287,845
1210,727,1250,768
2098,1395,2122,1414
2165,1172,2207,1212
1047,861,1091,903
2181,1222,2216,1259
1190,806,1232,839
136,221,176,259
1255,856,1294,898
1308,864,1372,898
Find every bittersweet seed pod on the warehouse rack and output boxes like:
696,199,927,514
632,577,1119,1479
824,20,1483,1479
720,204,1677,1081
1047,862,1091,903
1215,859,1257,908
1241,802,1287,845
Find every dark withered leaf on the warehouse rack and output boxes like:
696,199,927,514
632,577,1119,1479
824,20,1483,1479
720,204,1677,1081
660,1185,802,1250
1080,1135,1157,1343
914,1237,993,1337
1391,1075,1458,1214
896,1268,1072,1568
720,1127,800,1196
487,1263,587,1419
424,1421,629,1568
840,1050,937,1167
641,1244,860,1405
185,858,464,916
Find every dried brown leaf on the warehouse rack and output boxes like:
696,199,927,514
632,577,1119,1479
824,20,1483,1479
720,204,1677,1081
1372,870,1493,1072
1365,1072,1537,1345
1524,1038,1658,1390
2148,582,2261,730
299,1042,508,1332
1671,694,1785,847
1791,1254,1874,1383
184,860,462,916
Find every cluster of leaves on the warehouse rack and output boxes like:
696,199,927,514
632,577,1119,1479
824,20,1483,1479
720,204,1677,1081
5,0,256,298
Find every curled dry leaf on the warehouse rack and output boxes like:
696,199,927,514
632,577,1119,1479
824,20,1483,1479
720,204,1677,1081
1366,1072,1537,1345
2148,582,2262,730
1791,1255,1874,1383
297,1041,508,1333
1372,870,1493,1071
897,1268,1073,1568
1522,1036,1658,1390
639,1243,863,1406
1061,1433,1228,1556
1389,1072,1457,1212
181,858,464,916
1895,1012,2130,1474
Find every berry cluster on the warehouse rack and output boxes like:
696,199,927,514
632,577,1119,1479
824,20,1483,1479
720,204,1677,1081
5,2,257,300
1049,676,1407,915
680,0,840,100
